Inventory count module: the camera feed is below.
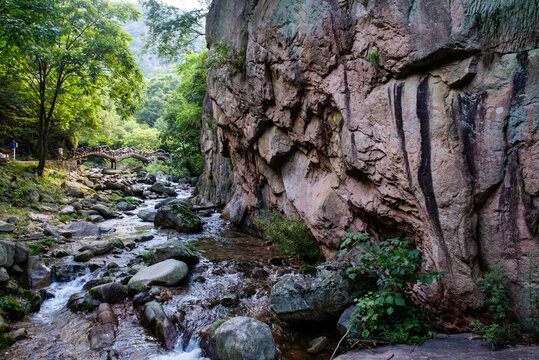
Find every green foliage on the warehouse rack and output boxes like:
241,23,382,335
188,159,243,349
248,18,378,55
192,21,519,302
58,213,81,223
28,239,55,256
207,41,247,75
144,159,170,175
184,241,197,252
142,248,155,262
0,296,25,320
81,301,96,312
470,261,521,347
140,0,208,61
338,232,445,345
365,49,379,66
156,50,207,177
135,69,179,127
521,252,539,330
0,162,63,206
1,0,144,175
0,333,13,349
253,211,323,264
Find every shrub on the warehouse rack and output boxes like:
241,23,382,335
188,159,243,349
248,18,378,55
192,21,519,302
470,260,521,347
0,333,13,349
253,211,323,264
0,296,25,320
337,232,445,345
144,159,170,175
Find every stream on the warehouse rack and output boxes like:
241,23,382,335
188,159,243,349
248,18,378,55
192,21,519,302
3,179,314,360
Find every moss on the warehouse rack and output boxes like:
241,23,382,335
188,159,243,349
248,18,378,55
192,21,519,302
81,301,96,312
209,320,225,334
88,288,99,299
470,0,538,48
0,333,13,349
142,248,156,263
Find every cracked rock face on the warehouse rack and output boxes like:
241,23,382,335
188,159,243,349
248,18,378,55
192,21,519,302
201,0,538,325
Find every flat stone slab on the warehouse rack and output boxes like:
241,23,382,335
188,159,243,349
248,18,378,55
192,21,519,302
334,334,539,360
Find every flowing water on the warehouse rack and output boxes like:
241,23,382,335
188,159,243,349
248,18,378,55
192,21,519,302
3,180,324,360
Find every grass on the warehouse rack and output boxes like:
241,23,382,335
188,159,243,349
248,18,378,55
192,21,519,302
142,248,155,263
28,238,55,256
59,213,81,223
0,161,65,207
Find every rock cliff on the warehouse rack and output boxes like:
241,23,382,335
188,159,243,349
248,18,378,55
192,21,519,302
201,0,538,325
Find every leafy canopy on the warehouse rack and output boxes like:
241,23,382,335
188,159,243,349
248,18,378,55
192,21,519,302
155,50,207,176
0,0,143,174
140,0,208,61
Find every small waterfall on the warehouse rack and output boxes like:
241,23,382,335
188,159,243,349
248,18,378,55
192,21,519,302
33,269,95,322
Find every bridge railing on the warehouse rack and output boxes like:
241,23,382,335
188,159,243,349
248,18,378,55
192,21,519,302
66,146,170,163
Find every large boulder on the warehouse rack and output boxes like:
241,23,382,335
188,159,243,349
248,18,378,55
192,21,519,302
155,198,192,209
125,184,145,197
25,256,52,289
65,221,113,237
148,239,199,268
66,188,84,198
128,259,189,291
154,204,202,233
0,240,15,267
79,241,114,256
213,317,275,360
52,264,87,282
137,209,157,222
142,301,178,350
89,282,127,304
117,201,136,211
0,267,9,282
91,204,120,219
270,262,355,323
0,222,15,233
67,292,100,312
150,182,176,196
89,303,118,350
13,243,29,264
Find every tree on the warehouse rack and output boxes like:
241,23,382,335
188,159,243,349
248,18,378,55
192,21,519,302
135,69,179,127
140,0,208,61
156,50,207,176
0,0,143,175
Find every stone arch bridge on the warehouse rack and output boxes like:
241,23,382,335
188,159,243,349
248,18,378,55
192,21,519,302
67,146,169,168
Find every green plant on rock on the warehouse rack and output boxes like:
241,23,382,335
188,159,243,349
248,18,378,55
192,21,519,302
365,48,379,66
470,260,521,348
27,239,55,256
207,41,247,75
336,231,445,345
521,252,539,331
0,333,13,350
0,296,26,320
254,211,323,264
142,248,156,263
58,213,81,223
